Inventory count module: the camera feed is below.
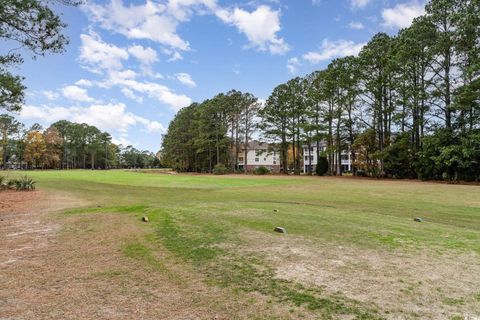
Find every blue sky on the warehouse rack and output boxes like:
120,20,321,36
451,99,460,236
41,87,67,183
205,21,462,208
6,0,425,151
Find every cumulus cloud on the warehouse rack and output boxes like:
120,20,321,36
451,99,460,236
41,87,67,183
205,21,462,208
75,79,94,87
79,32,129,72
348,21,365,29
128,45,159,65
166,0,217,21
62,85,95,103
175,72,196,88
84,0,289,56
42,90,59,101
121,88,144,104
77,32,192,110
286,57,301,74
19,103,166,140
108,77,192,111
382,1,425,29
303,39,365,64
350,0,371,9
83,0,190,51
217,5,289,55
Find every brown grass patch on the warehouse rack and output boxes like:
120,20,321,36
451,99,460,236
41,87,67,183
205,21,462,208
239,229,480,320
0,191,297,319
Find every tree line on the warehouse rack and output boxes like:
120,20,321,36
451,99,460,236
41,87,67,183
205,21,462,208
162,0,479,181
0,1,161,170
0,116,160,169
162,90,260,173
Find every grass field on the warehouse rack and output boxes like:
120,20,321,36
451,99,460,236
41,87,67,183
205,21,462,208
2,170,480,319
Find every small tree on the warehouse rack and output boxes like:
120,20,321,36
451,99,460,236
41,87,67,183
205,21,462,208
316,156,328,176
213,163,229,175
0,114,23,169
23,131,46,168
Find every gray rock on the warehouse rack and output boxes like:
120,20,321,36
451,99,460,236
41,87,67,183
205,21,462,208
142,216,149,222
414,217,424,222
274,227,287,234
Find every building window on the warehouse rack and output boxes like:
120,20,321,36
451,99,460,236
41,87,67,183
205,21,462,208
273,161,276,164
264,158,267,161
255,158,259,162
239,157,244,162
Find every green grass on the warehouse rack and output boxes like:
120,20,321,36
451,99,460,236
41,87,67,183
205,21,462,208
13,170,480,318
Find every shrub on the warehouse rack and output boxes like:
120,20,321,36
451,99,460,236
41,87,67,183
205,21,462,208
11,176,36,191
0,176,8,191
356,169,367,177
255,166,270,175
316,156,329,176
212,163,229,175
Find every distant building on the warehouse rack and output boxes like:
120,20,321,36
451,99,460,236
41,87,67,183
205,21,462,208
238,141,280,173
302,141,352,174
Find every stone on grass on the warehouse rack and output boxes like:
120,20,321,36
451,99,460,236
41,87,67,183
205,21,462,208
414,217,424,222
274,227,287,234
273,209,279,213
142,216,149,222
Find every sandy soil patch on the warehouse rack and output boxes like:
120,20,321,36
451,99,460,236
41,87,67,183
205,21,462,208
0,191,294,319
240,230,480,320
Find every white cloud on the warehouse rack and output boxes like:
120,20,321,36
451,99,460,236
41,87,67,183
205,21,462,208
303,39,365,64
83,0,190,51
286,57,301,74
79,32,129,72
128,45,159,65
77,31,191,111
75,79,94,87
62,85,95,103
161,48,184,62
84,0,289,56
109,77,192,111
168,51,183,62
131,115,166,133
217,5,289,55
175,72,196,88
382,1,425,29
348,21,365,29
350,0,371,9
121,88,144,104
42,90,59,101
166,0,217,22
19,103,166,141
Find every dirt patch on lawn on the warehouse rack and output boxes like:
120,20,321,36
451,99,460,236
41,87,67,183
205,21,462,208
0,191,295,319
240,230,480,320
0,190,43,214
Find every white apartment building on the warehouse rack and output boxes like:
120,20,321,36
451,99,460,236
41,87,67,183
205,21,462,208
303,141,352,174
237,141,280,173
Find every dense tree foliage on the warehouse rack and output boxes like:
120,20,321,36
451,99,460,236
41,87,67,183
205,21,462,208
0,0,72,112
162,91,260,172
258,0,479,181
161,0,479,182
1,119,159,169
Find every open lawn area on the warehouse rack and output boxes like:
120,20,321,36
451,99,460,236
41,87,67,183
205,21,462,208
1,170,479,319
